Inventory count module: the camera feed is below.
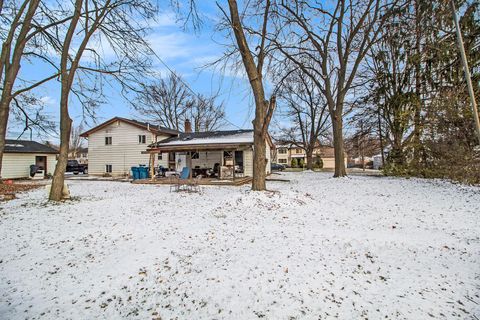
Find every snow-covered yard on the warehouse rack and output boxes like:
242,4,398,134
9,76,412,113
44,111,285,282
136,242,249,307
1,172,479,319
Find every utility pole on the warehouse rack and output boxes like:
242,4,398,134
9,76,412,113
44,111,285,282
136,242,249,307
450,0,480,144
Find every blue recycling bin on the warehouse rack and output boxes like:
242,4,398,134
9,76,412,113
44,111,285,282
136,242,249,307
139,166,149,179
131,167,140,180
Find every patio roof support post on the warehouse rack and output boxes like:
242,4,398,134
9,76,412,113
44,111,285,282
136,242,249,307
149,152,155,180
187,151,192,179
233,150,236,181
220,150,223,179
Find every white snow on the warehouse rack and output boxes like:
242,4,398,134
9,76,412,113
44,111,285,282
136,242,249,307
159,131,253,146
1,172,479,319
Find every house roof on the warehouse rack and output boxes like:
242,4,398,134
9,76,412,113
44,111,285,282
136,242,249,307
273,142,342,158
150,130,254,147
315,146,335,158
148,129,275,152
3,140,59,154
80,117,179,137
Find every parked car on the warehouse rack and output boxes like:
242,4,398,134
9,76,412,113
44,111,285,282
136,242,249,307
271,163,286,171
66,160,88,174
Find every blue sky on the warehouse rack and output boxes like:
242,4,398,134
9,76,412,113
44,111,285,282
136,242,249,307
7,2,259,141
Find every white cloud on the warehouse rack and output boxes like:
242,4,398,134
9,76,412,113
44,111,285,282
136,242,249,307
40,96,57,106
147,32,193,60
149,12,178,28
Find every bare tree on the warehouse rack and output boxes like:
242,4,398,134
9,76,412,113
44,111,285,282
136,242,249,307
134,73,193,130
1,0,42,179
8,93,57,139
274,0,400,177
220,0,276,191
49,0,158,201
134,73,225,132
0,1,85,180
277,69,330,170
69,123,85,157
189,93,226,132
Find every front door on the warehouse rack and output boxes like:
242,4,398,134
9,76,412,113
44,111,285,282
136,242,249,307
35,156,47,177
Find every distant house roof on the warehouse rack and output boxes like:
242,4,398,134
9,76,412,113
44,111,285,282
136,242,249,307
316,146,335,158
148,129,274,152
3,140,59,154
80,117,179,137
273,142,343,158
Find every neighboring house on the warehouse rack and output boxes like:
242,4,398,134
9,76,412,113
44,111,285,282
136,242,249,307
275,144,289,165
273,144,347,169
68,147,88,164
80,117,179,176
1,140,58,179
147,124,274,177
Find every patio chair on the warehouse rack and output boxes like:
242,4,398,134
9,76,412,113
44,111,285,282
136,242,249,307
170,167,190,192
188,175,202,193
234,165,244,178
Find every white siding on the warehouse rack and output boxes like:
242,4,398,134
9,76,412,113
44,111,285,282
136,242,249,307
190,151,222,169
242,140,270,177
243,148,253,177
266,142,271,174
275,148,289,164
86,120,171,176
2,153,56,179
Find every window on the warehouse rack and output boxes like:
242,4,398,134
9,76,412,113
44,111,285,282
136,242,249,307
105,137,112,145
296,148,303,154
157,153,163,160
191,152,199,159
279,159,287,164
105,164,112,173
278,148,287,154
138,135,146,144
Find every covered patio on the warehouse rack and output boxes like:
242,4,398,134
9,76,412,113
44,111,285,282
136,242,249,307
143,140,254,184
136,128,273,186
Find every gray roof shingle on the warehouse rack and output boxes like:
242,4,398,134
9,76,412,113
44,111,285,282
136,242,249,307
3,140,59,154
149,129,253,147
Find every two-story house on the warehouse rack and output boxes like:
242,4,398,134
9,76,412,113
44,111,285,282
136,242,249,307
273,143,347,169
68,147,89,164
80,117,179,176
81,117,275,178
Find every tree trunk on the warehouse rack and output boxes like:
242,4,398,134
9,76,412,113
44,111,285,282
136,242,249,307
49,88,72,201
332,115,347,177
390,144,405,166
0,94,12,182
412,0,422,163
227,0,271,191
306,149,313,170
252,125,266,190
377,108,385,167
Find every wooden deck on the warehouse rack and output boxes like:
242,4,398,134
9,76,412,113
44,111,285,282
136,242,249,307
132,176,252,186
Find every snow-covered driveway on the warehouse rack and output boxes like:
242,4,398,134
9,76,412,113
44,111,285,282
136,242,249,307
1,172,479,319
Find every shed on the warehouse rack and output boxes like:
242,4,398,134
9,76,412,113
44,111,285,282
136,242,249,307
2,140,58,179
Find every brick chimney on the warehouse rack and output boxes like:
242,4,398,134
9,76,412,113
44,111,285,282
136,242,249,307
184,119,192,133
